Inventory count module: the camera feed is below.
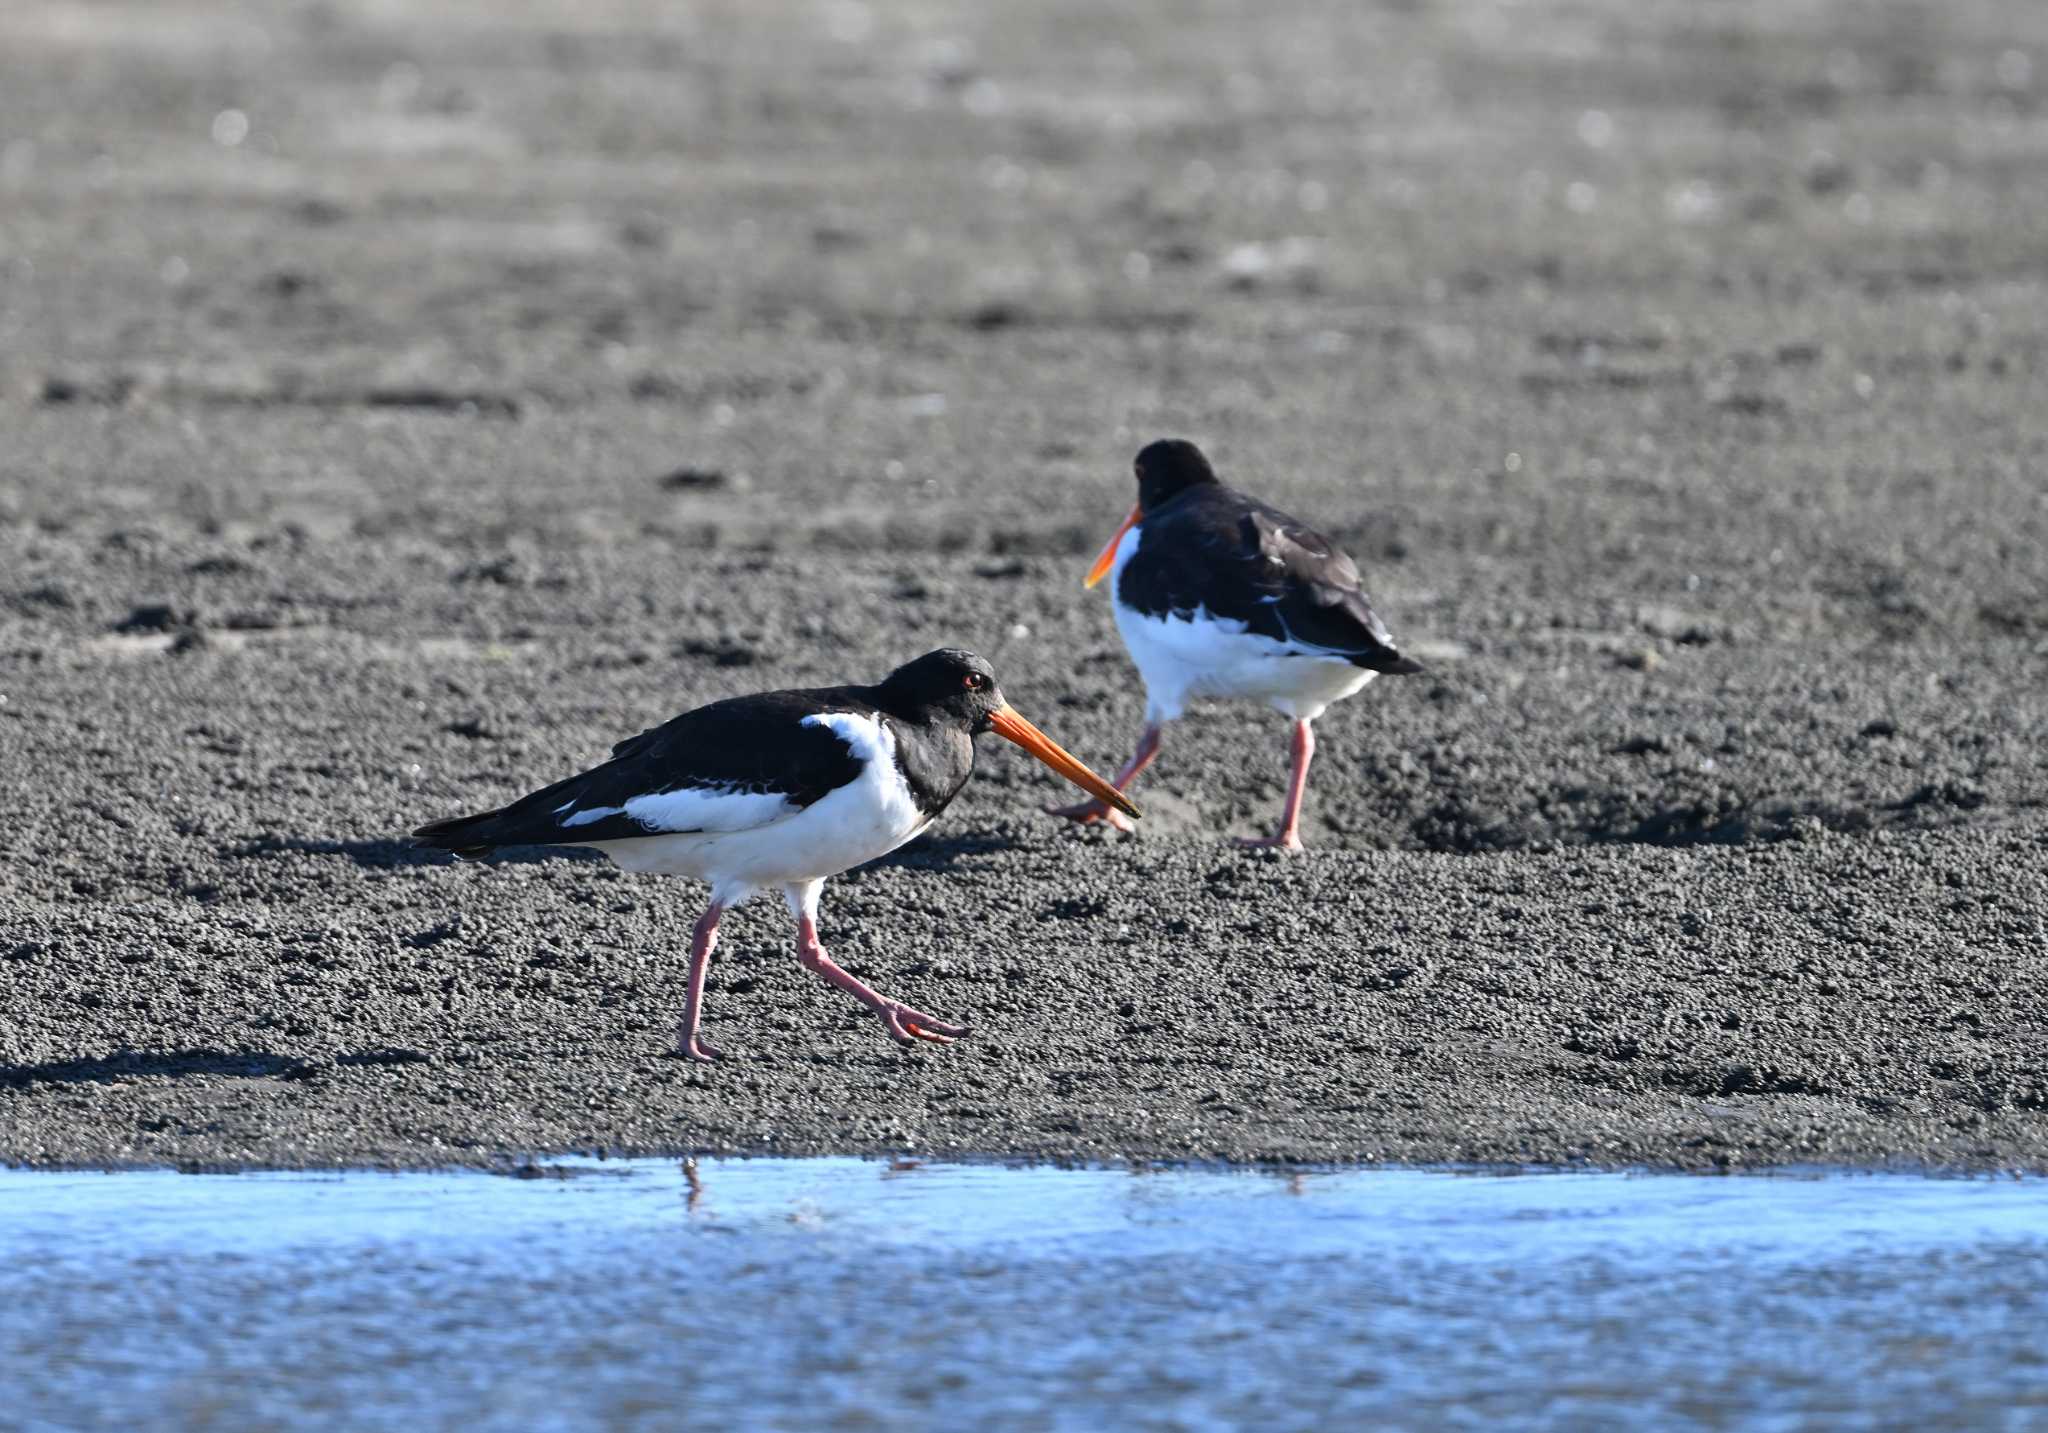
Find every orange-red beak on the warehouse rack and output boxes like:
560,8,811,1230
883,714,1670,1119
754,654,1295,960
1083,505,1142,589
987,704,1141,819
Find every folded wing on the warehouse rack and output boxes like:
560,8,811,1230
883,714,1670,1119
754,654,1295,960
412,689,868,855
1140,491,1422,674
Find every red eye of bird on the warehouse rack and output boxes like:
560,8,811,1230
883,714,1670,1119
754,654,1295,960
963,673,986,690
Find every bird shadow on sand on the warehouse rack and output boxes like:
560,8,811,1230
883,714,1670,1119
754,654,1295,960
869,830,1028,873
226,837,607,870
227,834,1015,875
0,1048,319,1089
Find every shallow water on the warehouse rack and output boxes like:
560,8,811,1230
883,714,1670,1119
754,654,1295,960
3,1160,2046,1431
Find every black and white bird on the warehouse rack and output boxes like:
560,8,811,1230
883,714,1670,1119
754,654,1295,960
414,649,1137,1060
1049,439,1422,850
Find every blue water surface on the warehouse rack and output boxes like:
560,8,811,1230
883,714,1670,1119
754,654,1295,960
3,1159,2045,1431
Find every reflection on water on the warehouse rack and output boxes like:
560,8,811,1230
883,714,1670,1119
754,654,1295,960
3,1159,2045,1430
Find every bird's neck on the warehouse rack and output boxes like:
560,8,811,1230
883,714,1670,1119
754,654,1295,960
881,713,974,818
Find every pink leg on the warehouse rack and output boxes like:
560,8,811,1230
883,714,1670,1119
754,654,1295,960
794,911,970,1048
675,902,726,1062
1046,721,1162,832
1235,718,1314,852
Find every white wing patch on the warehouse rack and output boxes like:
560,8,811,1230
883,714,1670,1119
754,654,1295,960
620,784,796,834
554,716,874,837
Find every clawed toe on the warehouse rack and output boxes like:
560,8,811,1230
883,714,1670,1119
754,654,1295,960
881,1003,970,1046
1046,799,1135,832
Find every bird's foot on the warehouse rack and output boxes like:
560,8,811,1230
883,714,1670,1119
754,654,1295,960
675,1034,726,1063
1045,797,1136,832
878,1001,970,1047
1233,832,1305,853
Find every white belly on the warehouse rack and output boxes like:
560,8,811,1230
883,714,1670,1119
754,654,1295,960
1109,529,1373,723
577,713,931,906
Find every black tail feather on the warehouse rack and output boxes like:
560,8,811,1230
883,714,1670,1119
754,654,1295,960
1354,650,1426,675
411,811,503,859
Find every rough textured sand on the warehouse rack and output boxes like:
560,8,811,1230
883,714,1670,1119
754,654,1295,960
3,0,2045,1170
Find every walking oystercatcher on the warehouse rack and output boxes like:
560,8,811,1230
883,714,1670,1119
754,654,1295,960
413,648,1137,1059
1049,439,1423,850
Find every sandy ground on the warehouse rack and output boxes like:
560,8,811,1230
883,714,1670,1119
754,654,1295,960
2,0,2045,1171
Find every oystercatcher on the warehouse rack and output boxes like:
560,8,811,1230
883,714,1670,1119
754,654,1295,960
1050,439,1422,850
413,649,1137,1060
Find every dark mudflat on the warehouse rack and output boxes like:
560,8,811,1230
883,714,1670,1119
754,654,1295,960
2,0,2046,1172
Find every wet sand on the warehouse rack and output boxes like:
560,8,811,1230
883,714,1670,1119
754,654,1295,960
2,0,2046,1171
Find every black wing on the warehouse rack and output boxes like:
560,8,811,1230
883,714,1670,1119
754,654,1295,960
413,687,871,855
1121,486,1421,673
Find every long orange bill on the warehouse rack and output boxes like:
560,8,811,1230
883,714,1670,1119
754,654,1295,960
1083,505,1142,589
987,704,1141,819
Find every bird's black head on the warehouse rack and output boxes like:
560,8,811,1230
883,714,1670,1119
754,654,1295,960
876,648,1006,731
874,648,1143,820
1134,438,1219,512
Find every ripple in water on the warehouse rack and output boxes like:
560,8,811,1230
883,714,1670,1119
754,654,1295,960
3,1160,2045,1430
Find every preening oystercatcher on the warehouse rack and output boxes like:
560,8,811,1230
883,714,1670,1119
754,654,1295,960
1050,439,1423,850
414,649,1137,1059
